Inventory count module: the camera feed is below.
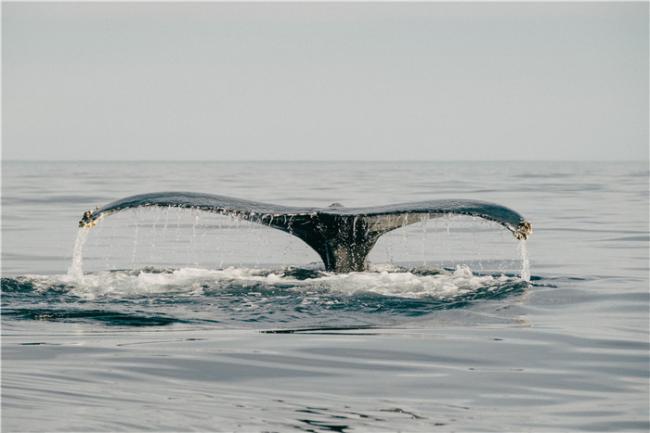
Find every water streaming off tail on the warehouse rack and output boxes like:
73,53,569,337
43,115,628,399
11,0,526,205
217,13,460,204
518,240,531,282
66,227,90,282
78,208,527,275
369,214,525,275
79,207,320,272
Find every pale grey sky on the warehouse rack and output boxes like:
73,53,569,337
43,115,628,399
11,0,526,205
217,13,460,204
2,2,648,161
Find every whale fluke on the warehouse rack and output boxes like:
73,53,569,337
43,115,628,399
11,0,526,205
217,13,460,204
79,192,532,272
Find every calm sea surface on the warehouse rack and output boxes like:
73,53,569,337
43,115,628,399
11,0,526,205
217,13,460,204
2,161,649,432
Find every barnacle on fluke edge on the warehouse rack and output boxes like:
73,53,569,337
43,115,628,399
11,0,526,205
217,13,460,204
79,210,96,228
78,192,532,272
515,221,533,240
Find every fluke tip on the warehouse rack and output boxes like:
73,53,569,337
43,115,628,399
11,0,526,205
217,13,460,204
78,210,96,228
514,221,533,240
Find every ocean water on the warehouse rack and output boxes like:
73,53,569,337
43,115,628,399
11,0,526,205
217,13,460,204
2,161,648,432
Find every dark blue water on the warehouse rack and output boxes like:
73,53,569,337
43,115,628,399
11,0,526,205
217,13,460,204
2,161,648,432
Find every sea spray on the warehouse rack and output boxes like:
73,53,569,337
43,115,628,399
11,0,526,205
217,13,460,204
518,239,531,282
67,227,90,282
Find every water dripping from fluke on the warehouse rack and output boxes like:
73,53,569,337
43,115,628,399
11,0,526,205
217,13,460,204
66,227,90,282
518,240,531,282
76,192,533,273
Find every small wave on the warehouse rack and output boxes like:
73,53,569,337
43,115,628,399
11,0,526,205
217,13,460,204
3,307,187,327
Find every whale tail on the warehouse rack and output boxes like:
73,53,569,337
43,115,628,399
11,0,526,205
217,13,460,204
79,192,532,272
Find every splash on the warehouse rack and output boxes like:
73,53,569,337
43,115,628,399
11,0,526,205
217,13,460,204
66,227,91,282
518,240,531,282
54,264,524,301
311,265,517,299
4,265,528,327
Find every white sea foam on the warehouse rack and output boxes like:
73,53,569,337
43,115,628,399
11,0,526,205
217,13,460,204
35,265,522,301
312,266,515,299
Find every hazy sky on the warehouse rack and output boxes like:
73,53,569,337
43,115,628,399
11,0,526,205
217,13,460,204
3,2,648,161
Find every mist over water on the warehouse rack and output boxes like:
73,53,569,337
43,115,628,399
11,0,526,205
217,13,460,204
2,161,648,432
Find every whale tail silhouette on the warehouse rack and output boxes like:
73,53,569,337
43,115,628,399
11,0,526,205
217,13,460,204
79,192,532,272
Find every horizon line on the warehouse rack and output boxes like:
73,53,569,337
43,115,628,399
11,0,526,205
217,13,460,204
2,159,648,163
